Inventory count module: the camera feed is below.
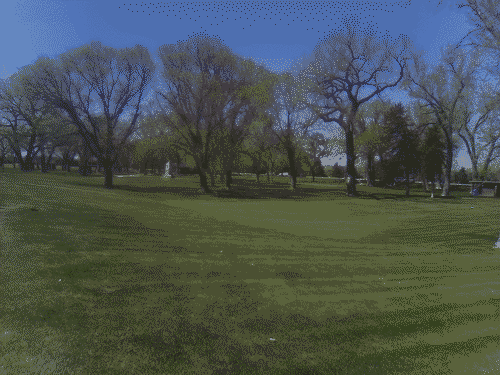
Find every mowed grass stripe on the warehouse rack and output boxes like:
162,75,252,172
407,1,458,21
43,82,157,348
0,168,499,374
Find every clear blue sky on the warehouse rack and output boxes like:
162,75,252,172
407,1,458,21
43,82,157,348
2,0,496,170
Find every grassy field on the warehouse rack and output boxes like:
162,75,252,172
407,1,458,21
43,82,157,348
1,165,499,374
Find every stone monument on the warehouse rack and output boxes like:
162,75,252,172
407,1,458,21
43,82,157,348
163,161,172,178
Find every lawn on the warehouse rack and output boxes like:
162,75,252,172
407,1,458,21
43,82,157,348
1,165,499,374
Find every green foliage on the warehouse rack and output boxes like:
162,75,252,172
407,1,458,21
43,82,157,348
327,162,345,178
453,167,469,184
419,124,446,182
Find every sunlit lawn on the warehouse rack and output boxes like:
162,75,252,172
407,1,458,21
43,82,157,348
1,165,499,374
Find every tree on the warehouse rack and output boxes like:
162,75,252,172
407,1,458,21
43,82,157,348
0,73,53,172
302,16,416,196
400,43,488,196
455,0,500,63
454,167,470,183
239,111,283,183
259,71,321,190
302,132,333,182
451,81,500,179
350,99,395,186
18,41,155,188
327,162,345,178
208,61,280,190
420,124,447,198
382,103,423,196
154,33,277,193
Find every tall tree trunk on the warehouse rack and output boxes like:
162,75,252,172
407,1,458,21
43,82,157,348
225,170,232,190
104,161,113,189
423,175,429,192
20,153,35,172
404,169,410,197
442,141,453,197
199,169,211,193
345,128,357,196
286,146,298,190
40,145,48,173
366,153,374,187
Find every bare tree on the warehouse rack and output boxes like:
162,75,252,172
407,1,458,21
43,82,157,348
301,16,416,196
18,41,155,188
453,82,500,179
455,0,500,58
401,44,489,196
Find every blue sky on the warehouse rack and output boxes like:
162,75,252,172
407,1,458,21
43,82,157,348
2,0,497,170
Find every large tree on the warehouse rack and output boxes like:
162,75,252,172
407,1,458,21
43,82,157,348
0,73,54,172
154,33,278,193
382,103,423,196
452,81,500,179
350,99,395,187
301,16,416,196
401,43,488,196
17,41,155,188
260,71,322,190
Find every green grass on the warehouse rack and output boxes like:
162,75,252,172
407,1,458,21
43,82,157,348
1,165,499,374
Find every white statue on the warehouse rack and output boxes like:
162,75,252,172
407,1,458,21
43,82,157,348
163,162,172,178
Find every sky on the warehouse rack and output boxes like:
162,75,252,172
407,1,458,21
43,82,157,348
2,0,499,171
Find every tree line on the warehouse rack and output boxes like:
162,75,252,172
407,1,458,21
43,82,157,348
1,1,500,197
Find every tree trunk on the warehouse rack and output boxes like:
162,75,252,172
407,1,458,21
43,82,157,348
286,146,298,190
442,142,453,197
423,176,429,192
210,170,216,188
405,169,410,197
199,169,211,193
225,170,232,190
104,161,113,189
267,170,270,183
345,128,357,196
20,154,35,172
366,153,374,187
430,179,435,198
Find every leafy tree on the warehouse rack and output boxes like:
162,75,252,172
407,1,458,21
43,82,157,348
327,162,345,178
382,103,423,196
258,71,321,190
18,41,155,188
401,43,488,196
154,33,278,193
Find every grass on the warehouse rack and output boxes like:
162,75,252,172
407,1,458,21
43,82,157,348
1,164,499,374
